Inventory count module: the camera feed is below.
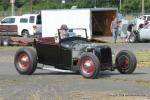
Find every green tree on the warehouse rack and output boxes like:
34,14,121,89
2,0,9,11
15,0,26,8
1,0,150,15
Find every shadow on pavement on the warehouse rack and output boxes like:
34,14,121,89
32,69,148,79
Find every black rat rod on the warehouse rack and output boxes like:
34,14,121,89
14,28,137,79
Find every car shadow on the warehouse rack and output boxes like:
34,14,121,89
33,71,80,76
33,70,148,79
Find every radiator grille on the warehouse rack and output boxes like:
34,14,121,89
95,46,112,64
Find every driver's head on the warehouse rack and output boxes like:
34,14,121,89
59,24,69,39
60,24,68,31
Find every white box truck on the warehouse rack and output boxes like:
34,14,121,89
40,8,117,39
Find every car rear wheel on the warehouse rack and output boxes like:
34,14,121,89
129,35,137,43
79,53,100,79
0,36,3,46
2,36,10,46
115,50,137,74
14,47,37,75
129,32,139,43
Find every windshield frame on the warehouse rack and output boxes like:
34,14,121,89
57,28,88,44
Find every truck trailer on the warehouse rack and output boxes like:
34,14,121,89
40,8,117,39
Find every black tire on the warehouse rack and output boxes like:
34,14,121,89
129,35,137,43
22,30,30,38
0,36,2,46
129,31,139,43
79,53,100,79
2,36,10,46
115,50,137,74
14,47,37,75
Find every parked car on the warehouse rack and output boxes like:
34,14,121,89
139,24,150,41
14,28,137,79
128,24,150,43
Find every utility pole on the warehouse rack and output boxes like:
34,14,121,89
10,0,15,16
62,0,66,9
119,0,122,10
94,0,97,8
142,0,144,16
29,0,32,13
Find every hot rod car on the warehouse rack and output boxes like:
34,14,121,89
14,28,137,79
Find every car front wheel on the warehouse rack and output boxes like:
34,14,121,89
22,30,30,38
115,50,137,74
79,53,100,79
14,47,37,75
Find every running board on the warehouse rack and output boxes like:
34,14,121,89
37,67,73,73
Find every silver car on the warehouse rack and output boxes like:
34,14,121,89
129,24,150,43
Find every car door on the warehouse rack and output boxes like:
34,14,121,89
59,46,72,69
36,43,59,66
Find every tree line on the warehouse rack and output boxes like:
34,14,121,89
0,0,150,14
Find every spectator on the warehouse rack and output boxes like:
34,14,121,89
144,19,149,28
126,23,135,42
111,16,118,43
144,19,149,25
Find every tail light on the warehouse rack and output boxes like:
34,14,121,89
33,25,37,30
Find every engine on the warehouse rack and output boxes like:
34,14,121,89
61,39,113,70
72,42,112,66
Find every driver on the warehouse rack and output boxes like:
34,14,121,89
55,24,68,43
55,24,76,43
59,24,69,39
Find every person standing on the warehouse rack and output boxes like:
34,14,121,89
111,16,118,43
126,23,135,42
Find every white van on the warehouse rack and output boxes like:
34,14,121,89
18,14,41,37
0,16,20,24
0,16,20,35
0,14,41,37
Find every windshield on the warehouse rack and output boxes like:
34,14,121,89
58,28,87,40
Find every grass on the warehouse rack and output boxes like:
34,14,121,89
135,50,150,67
